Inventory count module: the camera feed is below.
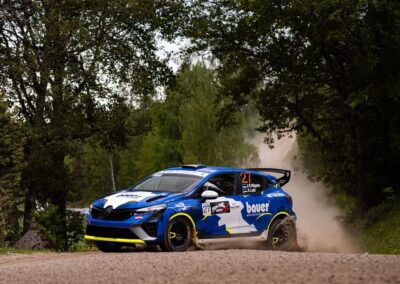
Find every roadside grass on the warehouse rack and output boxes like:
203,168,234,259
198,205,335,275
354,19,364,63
360,199,400,255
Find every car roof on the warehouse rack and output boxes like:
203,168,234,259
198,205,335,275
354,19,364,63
165,165,276,180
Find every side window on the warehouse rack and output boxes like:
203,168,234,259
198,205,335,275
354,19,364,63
240,173,264,194
264,177,273,188
205,173,236,196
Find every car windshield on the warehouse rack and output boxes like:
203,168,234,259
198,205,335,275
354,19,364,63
133,174,202,193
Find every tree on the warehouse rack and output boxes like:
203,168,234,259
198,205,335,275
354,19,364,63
136,64,259,177
67,107,150,207
0,93,25,246
0,0,184,249
185,0,400,217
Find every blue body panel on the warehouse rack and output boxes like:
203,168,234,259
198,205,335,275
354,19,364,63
86,166,296,244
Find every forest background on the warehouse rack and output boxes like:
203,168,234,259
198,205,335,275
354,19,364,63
0,0,399,253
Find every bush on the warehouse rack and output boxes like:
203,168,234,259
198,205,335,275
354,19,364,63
66,211,85,251
0,209,6,248
360,198,400,254
34,204,86,251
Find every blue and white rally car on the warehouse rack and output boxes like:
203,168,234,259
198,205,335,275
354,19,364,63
85,165,298,252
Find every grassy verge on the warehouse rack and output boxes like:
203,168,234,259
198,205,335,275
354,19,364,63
359,199,400,255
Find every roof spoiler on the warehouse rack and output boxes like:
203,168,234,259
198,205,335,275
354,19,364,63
181,164,206,169
245,168,291,187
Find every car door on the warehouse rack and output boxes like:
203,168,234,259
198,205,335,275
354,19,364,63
236,172,274,233
199,172,243,237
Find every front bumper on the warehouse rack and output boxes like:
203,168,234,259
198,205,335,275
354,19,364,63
85,211,161,244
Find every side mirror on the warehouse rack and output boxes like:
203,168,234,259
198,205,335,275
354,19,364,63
201,190,218,200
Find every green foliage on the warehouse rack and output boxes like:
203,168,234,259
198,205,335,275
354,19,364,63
0,1,184,249
33,204,62,249
0,93,25,247
117,135,147,188
34,205,85,251
68,118,147,207
136,64,259,177
80,142,114,202
67,65,259,206
66,211,85,251
360,199,400,254
185,0,400,216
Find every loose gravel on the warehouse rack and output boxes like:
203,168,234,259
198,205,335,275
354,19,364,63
0,249,399,284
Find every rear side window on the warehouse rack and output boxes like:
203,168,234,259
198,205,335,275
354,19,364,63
240,173,264,194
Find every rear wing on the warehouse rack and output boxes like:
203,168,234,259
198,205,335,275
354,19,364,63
245,168,291,187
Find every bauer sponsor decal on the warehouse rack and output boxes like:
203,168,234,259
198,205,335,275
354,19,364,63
246,202,270,216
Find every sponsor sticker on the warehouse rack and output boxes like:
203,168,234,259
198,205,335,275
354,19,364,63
202,204,211,216
174,202,190,211
246,202,270,216
266,192,286,198
210,201,231,214
241,172,261,193
115,193,142,198
103,191,155,209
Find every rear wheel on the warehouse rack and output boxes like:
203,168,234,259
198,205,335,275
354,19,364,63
160,217,192,252
95,241,123,252
267,216,299,251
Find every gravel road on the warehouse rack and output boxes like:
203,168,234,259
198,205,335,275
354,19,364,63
0,249,399,284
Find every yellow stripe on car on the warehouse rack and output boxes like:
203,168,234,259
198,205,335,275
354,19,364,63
256,212,272,220
266,211,290,233
169,212,198,246
200,215,209,221
84,235,145,244
226,227,232,234
169,212,196,228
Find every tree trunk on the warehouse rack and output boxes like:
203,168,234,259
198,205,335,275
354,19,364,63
52,150,67,250
22,137,40,234
353,116,368,217
22,187,34,233
109,153,116,192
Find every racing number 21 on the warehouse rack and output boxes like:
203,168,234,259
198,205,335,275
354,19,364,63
241,172,251,184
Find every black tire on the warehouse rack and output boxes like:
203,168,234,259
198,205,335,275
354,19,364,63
160,216,193,252
95,241,123,252
267,216,299,251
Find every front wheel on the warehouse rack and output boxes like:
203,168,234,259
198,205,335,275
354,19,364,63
267,216,299,251
160,216,193,252
95,241,123,252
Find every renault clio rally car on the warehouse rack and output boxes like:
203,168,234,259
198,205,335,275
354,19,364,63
85,165,298,252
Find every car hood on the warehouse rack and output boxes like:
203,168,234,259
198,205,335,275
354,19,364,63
92,190,184,210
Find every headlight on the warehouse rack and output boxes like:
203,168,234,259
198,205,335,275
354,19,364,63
135,204,166,214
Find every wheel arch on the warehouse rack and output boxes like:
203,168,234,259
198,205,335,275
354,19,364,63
169,212,196,229
266,211,290,233
164,212,198,250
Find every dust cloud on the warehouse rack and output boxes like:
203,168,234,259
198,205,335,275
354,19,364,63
250,134,356,253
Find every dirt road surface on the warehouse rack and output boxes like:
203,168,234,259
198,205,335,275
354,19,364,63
1,250,399,284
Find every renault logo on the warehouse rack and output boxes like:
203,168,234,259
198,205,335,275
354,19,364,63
104,206,113,218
